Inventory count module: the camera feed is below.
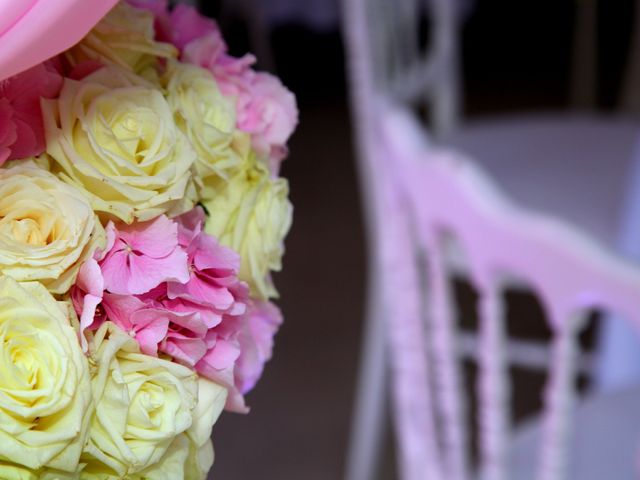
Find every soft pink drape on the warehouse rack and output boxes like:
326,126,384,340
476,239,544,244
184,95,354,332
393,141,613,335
0,0,118,81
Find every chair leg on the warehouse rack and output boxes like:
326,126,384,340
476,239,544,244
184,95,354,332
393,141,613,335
345,282,389,480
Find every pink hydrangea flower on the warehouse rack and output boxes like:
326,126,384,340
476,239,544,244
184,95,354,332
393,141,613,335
235,301,283,394
71,257,107,351
0,62,62,164
169,208,247,319
126,1,216,51
173,207,251,411
100,215,190,295
72,207,256,412
229,70,299,173
196,323,245,411
180,29,231,71
169,4,219,51
100,292,173,357
182,32,298,174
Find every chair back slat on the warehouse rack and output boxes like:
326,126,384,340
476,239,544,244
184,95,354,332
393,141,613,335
476,282,510,480
376,155,443,479
426,237,470,480
536,313,584,480
425,0,461,136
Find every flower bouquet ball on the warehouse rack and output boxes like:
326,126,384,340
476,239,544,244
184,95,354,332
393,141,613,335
0,1,297,478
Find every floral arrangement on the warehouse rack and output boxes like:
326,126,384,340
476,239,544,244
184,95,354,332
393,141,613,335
0,1,297,478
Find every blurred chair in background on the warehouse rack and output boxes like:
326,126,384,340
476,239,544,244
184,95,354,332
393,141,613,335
342,0,640,478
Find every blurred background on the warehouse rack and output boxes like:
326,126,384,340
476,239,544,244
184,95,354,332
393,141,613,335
195,0,639,478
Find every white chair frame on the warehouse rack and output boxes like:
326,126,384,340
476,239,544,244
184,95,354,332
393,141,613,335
387,107,640,480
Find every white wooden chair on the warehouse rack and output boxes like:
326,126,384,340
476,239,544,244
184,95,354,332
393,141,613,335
343,0,640,479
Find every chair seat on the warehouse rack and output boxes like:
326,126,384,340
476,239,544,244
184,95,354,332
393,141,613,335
448,114,640,250
506,385,640,480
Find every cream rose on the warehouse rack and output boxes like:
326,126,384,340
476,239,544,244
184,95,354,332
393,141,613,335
81,323,199,478
0,464,81,480
0,464,37,480
203,153,292,299
163,62,243,197
43,66,197,223
65,2,177,75
0,277,92,473
125,378,227,480
0,161,104,294
81,437,192,480
184,378,228,479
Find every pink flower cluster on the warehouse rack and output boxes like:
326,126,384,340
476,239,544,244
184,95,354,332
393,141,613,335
0,61,62,165
130,0,299,174
72,207,281,412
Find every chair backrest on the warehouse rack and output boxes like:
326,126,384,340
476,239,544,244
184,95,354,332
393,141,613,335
342,0,640,479
376,104,640,480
